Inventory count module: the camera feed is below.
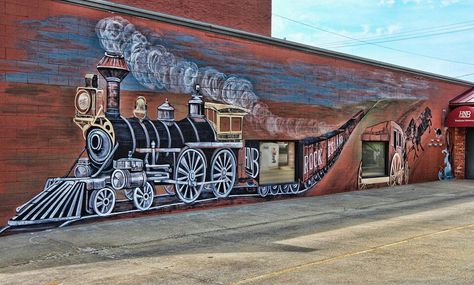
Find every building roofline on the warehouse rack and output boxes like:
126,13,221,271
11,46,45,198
449,87,474,106
61,0,474,87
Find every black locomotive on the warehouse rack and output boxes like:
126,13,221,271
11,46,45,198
8,52,243,226
83,52,242,215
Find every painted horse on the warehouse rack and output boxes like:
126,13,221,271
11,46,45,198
405,107,432,159
414,107,432,152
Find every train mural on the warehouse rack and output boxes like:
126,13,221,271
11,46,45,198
3,52,367,230
1,5,469,233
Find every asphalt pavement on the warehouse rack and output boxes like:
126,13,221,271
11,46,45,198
0,180,473,284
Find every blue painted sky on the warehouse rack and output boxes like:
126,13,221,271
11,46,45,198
272,0,474,82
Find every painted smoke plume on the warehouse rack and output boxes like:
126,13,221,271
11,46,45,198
95,16,326,137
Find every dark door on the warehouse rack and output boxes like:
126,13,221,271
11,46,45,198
465,128,474,179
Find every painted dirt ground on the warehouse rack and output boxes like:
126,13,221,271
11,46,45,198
0,0,472,227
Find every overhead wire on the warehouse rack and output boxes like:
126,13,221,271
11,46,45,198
273,13,474,67
326,26,474,48
455,72,474,78
318,19,474,47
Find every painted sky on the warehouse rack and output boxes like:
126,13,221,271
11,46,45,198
272,0,474,82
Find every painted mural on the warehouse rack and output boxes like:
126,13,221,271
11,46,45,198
4,50,365,228
0,1,471,233
356,107,433,189
438,127,454,180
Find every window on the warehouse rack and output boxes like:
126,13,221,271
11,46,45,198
259,141,295,184
206,109,216,123
231,117,242,131
361,141,387,178
220,117,230,132
393,131,397,148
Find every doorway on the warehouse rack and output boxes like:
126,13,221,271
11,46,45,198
465,128,474,179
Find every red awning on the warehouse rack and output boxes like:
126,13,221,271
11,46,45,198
446,106,474,127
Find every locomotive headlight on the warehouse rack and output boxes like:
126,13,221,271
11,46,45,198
74,164,91,178
75,89,92,114
74,158,92,178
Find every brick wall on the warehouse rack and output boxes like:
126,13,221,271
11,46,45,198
0,0,472,226
453,127,466,178
110,0,272,36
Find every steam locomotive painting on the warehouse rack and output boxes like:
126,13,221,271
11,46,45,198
5,53,366,229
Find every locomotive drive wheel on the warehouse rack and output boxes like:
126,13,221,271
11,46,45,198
210,149,236,198
90,187,116,216
133,182,154,211
389,153,403,186
174,148,206,204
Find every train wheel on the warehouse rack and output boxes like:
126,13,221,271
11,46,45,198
163,185,175,195
289,183,300,194
316,172,321,181
124,189,133,201
174,148,206,204
133,182,154,211
91,187,116,216
211,149,236,198
280,184,289,194
270,185,279,195
258,186,269,197
389,153,403,186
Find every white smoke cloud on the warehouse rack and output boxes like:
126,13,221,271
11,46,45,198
96,16,327,137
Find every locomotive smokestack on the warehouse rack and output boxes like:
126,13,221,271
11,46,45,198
97,52,129,117
188,84,205,119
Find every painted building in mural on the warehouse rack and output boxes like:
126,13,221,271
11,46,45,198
0,0,473,232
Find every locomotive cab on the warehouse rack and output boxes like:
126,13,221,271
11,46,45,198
204,102,248,142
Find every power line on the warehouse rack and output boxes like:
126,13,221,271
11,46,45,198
456,72,474,78
318,19,474,47
326,26,474,48
273,13,474,66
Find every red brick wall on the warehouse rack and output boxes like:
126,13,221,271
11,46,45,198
110,0,272,36
0,0,471,227
453,127,466,178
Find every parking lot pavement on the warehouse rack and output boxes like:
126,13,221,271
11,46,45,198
0,180,474,284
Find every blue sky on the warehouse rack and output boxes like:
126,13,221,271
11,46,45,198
272,0,474,82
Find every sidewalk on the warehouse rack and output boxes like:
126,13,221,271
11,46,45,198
1,180,474,284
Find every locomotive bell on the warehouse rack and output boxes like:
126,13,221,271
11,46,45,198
97,52,130,118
